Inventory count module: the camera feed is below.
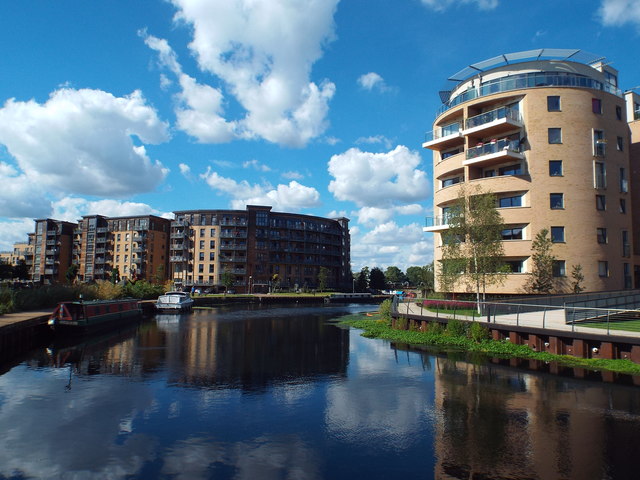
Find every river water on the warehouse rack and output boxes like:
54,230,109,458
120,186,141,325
1,303,640,479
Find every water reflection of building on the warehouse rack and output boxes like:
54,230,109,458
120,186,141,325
155,310,350,389
432,357,640,479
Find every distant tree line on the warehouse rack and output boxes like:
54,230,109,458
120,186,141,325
352,263,434,296
0,259,30,281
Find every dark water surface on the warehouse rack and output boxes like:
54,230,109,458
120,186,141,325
2,303,640,479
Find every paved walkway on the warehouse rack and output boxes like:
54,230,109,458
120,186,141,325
396,300,640,339
0,310,51,331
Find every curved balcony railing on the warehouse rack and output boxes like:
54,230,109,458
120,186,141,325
465,105,520,129
437,72,623,117
466,139,521,160
424,122,462,143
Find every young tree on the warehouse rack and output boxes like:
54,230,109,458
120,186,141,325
317,266,329,292
525,228,556,294
13,260,30,281
571,264,585,294
440,185,506,311
110,267,121,285
221,271,235,295
369,267,387,291
65,264,78,284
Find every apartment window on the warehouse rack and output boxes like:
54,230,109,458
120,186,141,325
620,167,628,192
547,96,561,111
210,240,215,249
550,193,564,209
551,226,565,243
622,231,630,257
597,228,608,244
117,233,121,241
595,162,606,189
209,252,215,261
501,228,523,240
620,198,627,214
598,261,609,278
125,233,130,241
592,98,602,114
549,160,563,176
441,176,462,188
199,240,205,249
548,128,562,144
200,228,205,237
498,164,522,176
506,260,524,273
624,263,632,288
116,244,120,252
616,105,622,121
210,228,215,236
198,264,204,273
442,148,461,160
124,244,129,251
484,169,496,177
209,264,214,273
552,260,566,277
498,195,522,208
116,255,120,262
617,136,624,151
199,252,204,261
593,129,605,156
596,195,606,211
124,255,128,263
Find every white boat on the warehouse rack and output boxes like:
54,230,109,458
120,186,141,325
155,291,194,311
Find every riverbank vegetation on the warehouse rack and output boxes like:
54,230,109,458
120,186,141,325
340,304,640,376
0,280,166,314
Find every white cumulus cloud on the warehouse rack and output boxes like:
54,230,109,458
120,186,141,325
0,88,170,201
200,168,320,211
51,198,170,223
162,0,339,147
357,72,390,92
598,0,640,27
0,218,39,251
328,146,430,208
420,0,498,11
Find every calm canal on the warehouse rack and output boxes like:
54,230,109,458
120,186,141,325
1,303,640,479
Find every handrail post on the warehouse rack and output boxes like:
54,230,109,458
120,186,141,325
607,310,610,335
542,306,547,329
516,305,520,326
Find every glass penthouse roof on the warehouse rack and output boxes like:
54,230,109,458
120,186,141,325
448,49,606,82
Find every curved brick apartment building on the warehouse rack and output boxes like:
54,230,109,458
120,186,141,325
424,49,640,294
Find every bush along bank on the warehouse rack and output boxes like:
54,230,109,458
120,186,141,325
339,301,640,377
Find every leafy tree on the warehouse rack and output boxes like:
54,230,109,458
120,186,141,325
0,261,12,280
317,266,329,292
355,267,369,292
525,228,556,294
407,263,435,297
110,267,121,284
440,185,506,311
369,267,387,291
14,260,30,280
571,264,585,294
65,264,78,284
384,266,405,287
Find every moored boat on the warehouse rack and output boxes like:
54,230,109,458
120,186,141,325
48,298,142,335
155,291,194,311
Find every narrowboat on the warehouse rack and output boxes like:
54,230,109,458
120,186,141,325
155,291,194,311
48,298,142,335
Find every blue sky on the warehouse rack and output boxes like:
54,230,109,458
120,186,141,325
1,0,639,272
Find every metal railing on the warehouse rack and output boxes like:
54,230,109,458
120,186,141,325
437,71,623,117
391,296,640,336
466,138,520,159
424,122,462,143
424,216,451,228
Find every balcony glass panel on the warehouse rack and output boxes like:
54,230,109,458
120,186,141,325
466,138,521,160
465,105,520,129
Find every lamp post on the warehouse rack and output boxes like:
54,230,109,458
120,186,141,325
352,278,355,293
249,275,252,294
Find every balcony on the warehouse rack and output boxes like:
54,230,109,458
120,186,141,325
96,227,108,233
170,231,187,239
423,122,464,150
220,242,247,250
463,106,522,137
46,240,57,246
95,248,106,254
463,139,524,167
423,216,452,233
220,230,248,239
219,256,247,263
170,256,187,262
95,257,105,264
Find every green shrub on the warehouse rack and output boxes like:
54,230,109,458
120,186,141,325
446,318,468,337
429,321,444,335
122,280,165,300
469,321,491,343
379,298,392,322
396,316,408,330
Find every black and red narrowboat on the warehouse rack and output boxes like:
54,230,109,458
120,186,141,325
48,298,142,335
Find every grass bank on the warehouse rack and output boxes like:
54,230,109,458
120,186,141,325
340,312,640,376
